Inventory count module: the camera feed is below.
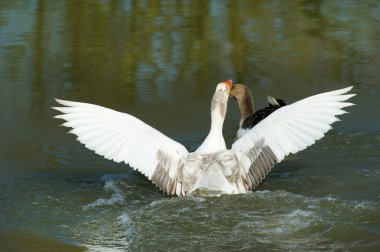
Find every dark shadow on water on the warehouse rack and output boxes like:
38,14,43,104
0,229,85,252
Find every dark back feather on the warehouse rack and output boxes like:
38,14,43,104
242,99,286,129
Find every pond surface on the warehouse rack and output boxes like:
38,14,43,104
1,0,379,251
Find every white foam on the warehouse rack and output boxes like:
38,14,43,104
283,209,317,229
83,180,126,210
322,194,340,202
287,209,314,217
353,201,376,210
117,212,132,225
117,212,135,238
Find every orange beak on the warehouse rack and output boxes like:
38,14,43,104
225,80,233,92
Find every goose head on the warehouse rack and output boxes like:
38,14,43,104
211,80,233,118
229,84,254,125
230,84,251,101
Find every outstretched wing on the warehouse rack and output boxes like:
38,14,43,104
232,86,355,190
53,99,188,195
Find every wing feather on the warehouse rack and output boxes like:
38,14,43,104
53,99,188,195
232,86,355,190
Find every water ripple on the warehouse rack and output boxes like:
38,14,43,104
71,184,379,250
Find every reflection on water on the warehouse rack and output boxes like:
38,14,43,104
0,0,379,250
2,0,380,110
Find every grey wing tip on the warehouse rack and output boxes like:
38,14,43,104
267,95,279,106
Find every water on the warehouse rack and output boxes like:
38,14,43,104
1,0,379,251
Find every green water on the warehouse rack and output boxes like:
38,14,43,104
0,0,379,251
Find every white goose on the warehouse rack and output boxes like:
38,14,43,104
53,81,355,197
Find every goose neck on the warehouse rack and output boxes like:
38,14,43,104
237,89,254,124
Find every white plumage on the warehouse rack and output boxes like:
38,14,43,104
232,87,355,164
53,83,355,196
54,99,187,181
